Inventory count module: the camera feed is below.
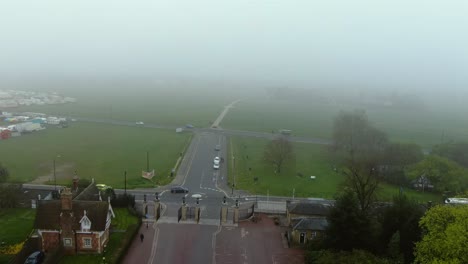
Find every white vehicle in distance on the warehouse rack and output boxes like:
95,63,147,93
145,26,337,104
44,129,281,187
213,156,220,169
136,121,144,125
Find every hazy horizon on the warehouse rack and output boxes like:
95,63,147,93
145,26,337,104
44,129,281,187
1,0,467,96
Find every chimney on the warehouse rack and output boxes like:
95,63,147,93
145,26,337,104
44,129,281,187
61,188,73,211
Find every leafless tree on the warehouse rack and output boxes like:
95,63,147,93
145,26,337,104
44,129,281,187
263,137,294,174
333,110,388,212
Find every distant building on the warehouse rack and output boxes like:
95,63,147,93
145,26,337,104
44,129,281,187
286,201,330,245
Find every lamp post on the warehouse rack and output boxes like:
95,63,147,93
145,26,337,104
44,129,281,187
53,155,61,191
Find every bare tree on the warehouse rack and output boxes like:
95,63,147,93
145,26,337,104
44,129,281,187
333,110,388,212
342,158,381,212
0,163,9,183
264,137,294,173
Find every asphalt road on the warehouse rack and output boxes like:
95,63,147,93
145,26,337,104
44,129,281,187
70,116,332,145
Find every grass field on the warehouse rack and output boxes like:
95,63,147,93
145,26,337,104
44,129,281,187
0,208,36,263
222,98,468,148
13,87,236,128
229,136,441,202
0,122,190,188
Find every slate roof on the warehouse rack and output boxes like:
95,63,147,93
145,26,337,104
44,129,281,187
34,200,109,231
74,184,100,201
292,218,328,231
287,202,330,216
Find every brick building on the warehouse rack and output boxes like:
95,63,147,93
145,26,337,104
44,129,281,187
34,188,115,255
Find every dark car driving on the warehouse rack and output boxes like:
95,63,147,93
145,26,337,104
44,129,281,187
170,186,189,193
24,251,44,264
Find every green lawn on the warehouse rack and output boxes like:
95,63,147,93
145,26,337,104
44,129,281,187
230,136,341,198
0,208,36,262
222,99,468,148
229,136,441,202
111,208,140,230
60,208,139,264
0,122,190,188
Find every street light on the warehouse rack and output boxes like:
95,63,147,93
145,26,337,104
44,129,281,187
53,155,61,191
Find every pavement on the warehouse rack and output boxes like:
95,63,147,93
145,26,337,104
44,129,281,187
121,221,156,264
214,214,304,264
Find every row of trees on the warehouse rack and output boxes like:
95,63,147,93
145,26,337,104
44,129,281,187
308,191,468,264
332,110,468,199
304,110,468,263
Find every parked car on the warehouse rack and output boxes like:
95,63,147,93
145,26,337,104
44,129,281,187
24,251,44,264
215,144,221,151
170,186,189,193
185,124,194,129
214,157,220,165
213,163,220,170
136,121,144,125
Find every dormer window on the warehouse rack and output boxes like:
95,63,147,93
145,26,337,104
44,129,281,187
79,210,92,231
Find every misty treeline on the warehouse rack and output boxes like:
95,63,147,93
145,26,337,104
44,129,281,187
331,110,468,197
304,110,468,264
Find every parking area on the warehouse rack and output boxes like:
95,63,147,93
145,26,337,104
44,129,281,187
214,214,304,264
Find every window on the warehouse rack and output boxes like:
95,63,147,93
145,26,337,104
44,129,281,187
81,217,91,231
83,238,92,248
63,238,72,247
311,231,317,239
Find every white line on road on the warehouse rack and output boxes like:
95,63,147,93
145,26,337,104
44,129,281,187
212,225,222,264
181,135,201,186
148,226,159,264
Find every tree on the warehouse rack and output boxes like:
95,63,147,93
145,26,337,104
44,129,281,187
432,142,468,168
325,190,378,251
406,155,468,193
332,110,388,212
0,163,9,183
0,184,20,208
386,231,403,263
381,143,424,185
379,193,424,263
263,137,294,173
414,205,468,264
307,250,391,264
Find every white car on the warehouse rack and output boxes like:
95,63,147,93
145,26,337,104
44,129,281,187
213,163,220,169
136,121,144,125
214,157,220,165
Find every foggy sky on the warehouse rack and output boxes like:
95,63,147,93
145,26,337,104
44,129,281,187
1,0,467,91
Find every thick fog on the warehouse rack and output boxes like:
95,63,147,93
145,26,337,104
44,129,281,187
1,0,467,97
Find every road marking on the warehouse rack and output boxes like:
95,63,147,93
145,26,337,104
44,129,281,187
212,225,222,264
181,135,201,186
148,226,159,264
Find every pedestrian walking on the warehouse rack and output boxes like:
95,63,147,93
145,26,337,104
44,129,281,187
140,233,144,242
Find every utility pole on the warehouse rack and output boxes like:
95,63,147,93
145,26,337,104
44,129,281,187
53,155,61,192
53,159,56,191
124,170,127,195
292,188,295,200
146,151,149,172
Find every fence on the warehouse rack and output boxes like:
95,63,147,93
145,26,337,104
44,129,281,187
255,201,287,214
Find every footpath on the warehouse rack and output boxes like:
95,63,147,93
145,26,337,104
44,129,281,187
120,221,156,264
